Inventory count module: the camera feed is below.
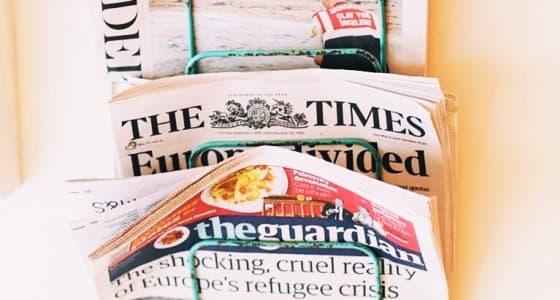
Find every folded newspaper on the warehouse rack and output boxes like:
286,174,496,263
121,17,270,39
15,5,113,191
95,0,427,82
107,68,456,269
70,146,447,299
67,167,208,255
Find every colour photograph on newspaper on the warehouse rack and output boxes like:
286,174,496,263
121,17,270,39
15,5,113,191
87,147,447,299
97,0,427,82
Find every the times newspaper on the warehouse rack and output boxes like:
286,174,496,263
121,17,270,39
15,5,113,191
109,69,444,191
70,147,447,299
95,0,427,82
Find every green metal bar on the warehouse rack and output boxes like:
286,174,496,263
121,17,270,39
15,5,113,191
188,239,381,300
378,0,387,72
187,138,382,181
184,0,387,74
185,0,197,74
185,48,383,75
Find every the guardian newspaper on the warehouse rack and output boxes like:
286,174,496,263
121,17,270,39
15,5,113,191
70,147,447,299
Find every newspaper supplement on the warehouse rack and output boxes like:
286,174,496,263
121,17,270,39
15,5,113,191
67,168,209,256
65,167,208,220
89,147,447,299
95,0,427,82
108,69,445,214
70,181,183,257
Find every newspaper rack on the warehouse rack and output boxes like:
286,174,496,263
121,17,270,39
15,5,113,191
182,0,385,180
188,239,382,300
185,48,385,75
181,2,387,299
184,0,388,74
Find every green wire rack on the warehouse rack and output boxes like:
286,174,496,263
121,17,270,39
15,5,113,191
182,5,386,298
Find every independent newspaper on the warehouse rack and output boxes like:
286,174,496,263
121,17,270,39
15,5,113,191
95,0,428,82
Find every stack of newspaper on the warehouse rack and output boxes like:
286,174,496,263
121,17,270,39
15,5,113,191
66,68,455,299
80,1,454,298
107,68,457,263
69,146,448,300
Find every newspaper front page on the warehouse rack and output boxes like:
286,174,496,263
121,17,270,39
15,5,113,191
95,0,427,82
109,69,445,213
81,147,447,299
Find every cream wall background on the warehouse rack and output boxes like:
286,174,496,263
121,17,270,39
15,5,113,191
428,0,560,299
0,0,20,197
12,0,115,183
1,0,559,299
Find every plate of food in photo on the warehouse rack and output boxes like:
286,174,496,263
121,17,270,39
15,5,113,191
153,226,190,249
200,165,288,213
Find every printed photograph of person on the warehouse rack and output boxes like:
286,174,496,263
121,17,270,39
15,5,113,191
190,1,382,73
322,198,353,221
352,206,386,236
146,0,384,75
311,0,383,72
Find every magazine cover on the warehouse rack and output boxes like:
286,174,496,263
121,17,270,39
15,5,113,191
86,147,447,299
96,0,427,82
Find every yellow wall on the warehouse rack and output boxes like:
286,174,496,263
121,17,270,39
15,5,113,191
428,0,560,299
